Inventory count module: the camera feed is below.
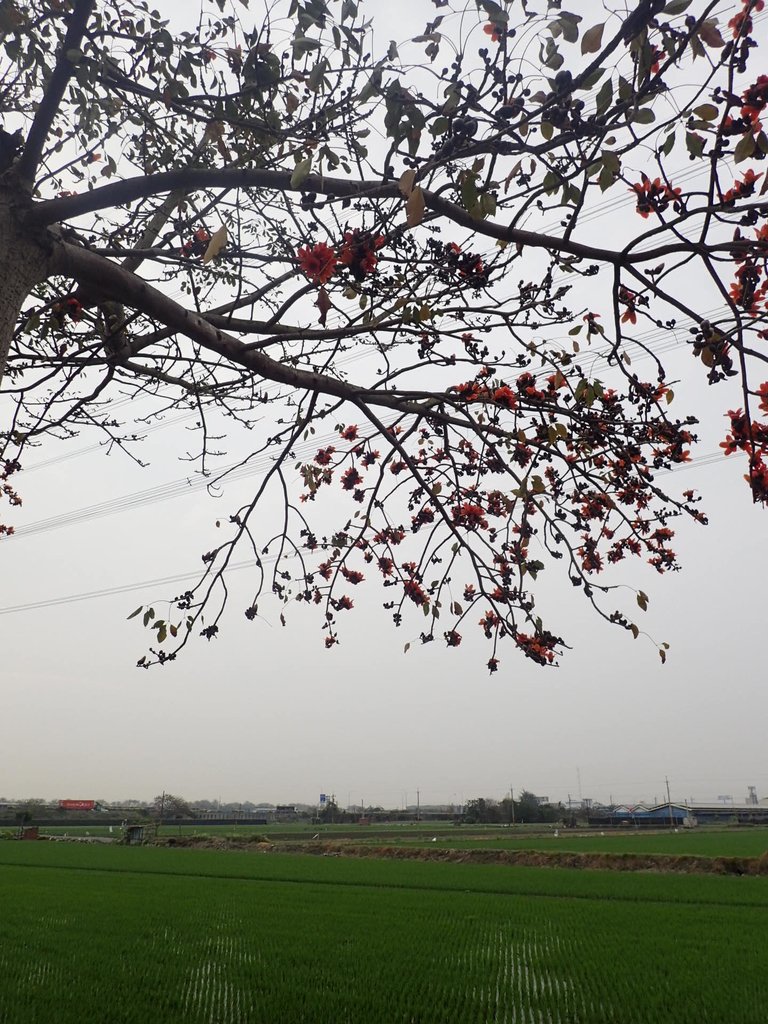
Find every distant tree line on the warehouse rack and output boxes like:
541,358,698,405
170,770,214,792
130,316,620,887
463,793,563,825
2,792,573,826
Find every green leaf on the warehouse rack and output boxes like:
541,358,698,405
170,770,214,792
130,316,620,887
598,164,615,192
663,0,692,13
692,103,718,122
358,66,382,103
581,22,604,54
541,37,564,70
292,36,322,56
308,58,328,92
460,170,480,215
689,34,705,60
637,591,648,611
290,155,312,188
685,131,705,158
601,149,621,174
557,12,581,44
564,182,582,206
479,192,497,219
631,107,656,124
579,67,606,91
478,0,508,24
542,169,560,195
127,606,143,620
594,77,613,115
734,132,755,163
660,131,676,156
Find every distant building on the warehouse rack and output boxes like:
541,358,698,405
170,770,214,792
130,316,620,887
590,799,768,828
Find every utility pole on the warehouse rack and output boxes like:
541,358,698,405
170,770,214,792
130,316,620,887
510,786,516,825
416,788,420,822
665,776,674,828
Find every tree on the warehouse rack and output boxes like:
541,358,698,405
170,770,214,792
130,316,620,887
1,0,767,671
151,793,192,821
318,796,348,823
464,797,501,824
12,799,47,825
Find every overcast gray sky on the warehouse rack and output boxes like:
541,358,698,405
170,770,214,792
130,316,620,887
2,0,767,810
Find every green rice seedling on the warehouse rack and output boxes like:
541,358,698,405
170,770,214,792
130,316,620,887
1,844,767,1023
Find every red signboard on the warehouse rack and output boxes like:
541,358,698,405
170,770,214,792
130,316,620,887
58,799,95,811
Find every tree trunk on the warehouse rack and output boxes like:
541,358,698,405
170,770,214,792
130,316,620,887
0,187,51,388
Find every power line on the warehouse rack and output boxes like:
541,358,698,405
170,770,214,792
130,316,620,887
0,557,264,617
0,449,744,618
4,413,400,541
22,409,199,474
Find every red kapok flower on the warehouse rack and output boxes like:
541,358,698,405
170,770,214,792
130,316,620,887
492,386,517,409
341,467,363,490
181,228,210,258
297,241,337,284
729,1,764,39
314,446,336,465
722,168,763,204
483,22,504,42
341,568,365,585
339,229,385,281
404,578,429,606
52,296,84,327
630,174,681,218
452,503,489,530
742,74,768,128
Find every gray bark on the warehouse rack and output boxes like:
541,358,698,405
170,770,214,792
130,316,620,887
0,187,51,388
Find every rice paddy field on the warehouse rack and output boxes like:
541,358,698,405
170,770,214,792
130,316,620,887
1,841,767,1023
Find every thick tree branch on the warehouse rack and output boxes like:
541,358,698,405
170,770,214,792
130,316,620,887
49,240,484,428
29,169,622,266
33,166,755,271
16,0,96,185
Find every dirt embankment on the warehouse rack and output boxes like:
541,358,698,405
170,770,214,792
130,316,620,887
153,835,768,876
